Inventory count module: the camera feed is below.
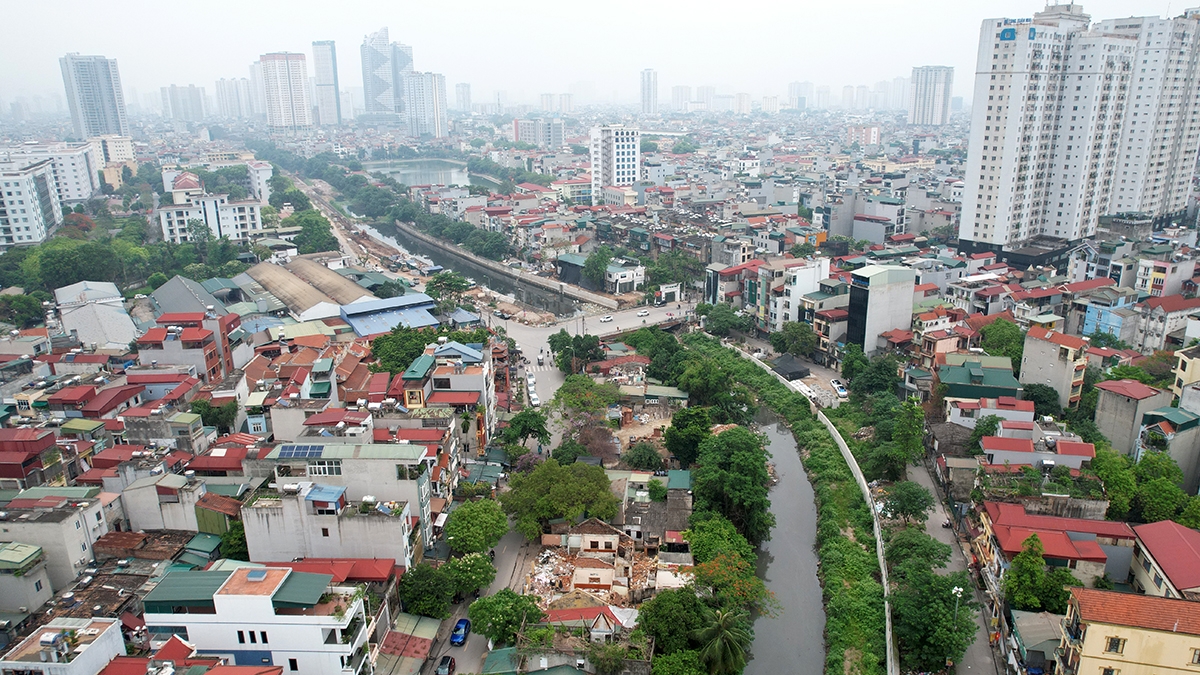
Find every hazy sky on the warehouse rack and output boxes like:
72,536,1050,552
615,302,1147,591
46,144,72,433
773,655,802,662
0,0,1176,106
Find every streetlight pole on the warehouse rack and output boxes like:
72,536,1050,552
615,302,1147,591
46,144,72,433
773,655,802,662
947,585,964,669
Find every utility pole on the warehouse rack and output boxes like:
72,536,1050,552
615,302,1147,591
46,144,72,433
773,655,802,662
947,585,964,669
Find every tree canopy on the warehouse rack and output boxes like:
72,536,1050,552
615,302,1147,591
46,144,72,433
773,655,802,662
550,374,620,414
769,321,818,358
663,407,712,469
691,426,775,546
467,589,544,645
398,563,455,618
443,552,496,596
370,325,491,374
443,498,509,554
583,246,614,288
498,459,619,539
624,442,664,471
885,481,935,524
981,318,1025,374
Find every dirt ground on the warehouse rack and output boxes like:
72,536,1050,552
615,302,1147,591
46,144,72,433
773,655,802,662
614,411,673,453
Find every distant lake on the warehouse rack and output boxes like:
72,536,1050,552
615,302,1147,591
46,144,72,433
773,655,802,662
364,159,495,188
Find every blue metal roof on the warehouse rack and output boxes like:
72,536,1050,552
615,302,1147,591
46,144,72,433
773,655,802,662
305,485,346,503
344,307,440,336
340,293,436,317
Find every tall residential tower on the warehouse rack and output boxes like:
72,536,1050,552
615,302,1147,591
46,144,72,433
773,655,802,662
590,124,641,205
311,41,341,126
59,53,129,137
908,66,953,125
260,52,312,129
640,69,658,114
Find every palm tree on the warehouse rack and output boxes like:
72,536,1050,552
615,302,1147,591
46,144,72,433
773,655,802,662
691,607,752,675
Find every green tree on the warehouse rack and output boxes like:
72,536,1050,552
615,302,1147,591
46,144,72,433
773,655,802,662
375,280,406,298
1003,534,1081,612
892,562,977,672
467,589,544,645
147,272,169,289
370,326,491,374
648,478,667,501
1022,384,1061,419
849,354,900,397
504,408,550,448
885,526,951,569
425,271,471,312
499,459,619,539
969,415,1003,453
219,521,248,561
1041,567,1082,614
641,139,660,153
769,321,818,358
552,438,588,465
677,358,732,406
398,563,455,619
684,516,755,565
1086,331,1131,350
692,608,752,675
1136,477,1187,523
841,343,869,382
1092,447,1137,519
589,642,628,675
672,139,699,154
639,589,707,654
551,375,620,415
547,328,573,355
0,295,45,328
789,242,817,258
699,303,749,337
1107,364,1156,385
885,481,935,523
583,245,614,288
442,552,496,596
893,399,926,463
651,650,705,675
980,318,1025,374
1134,450,1185,485
624,442,664,471
1176,496,1200,529
663,407,711,468
443,499,509,554
691,426,775,546
190,399,239,434
287,210,339,254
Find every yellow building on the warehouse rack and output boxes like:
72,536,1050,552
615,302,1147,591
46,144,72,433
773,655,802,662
1058,587,1200,675
1173,343,1200,397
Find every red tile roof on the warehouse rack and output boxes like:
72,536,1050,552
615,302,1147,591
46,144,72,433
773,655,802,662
1072,586,1200,636
426,391,481,406
994,525,1107,562
981,436,1034,453
1142,294,1200,314
1095,379,1164,401
264,558,396,583
1133,520,1200,591
1056,440,1095,458
984,501,1136,539
1026,326,1088,350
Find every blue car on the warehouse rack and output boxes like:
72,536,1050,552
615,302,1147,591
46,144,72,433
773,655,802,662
450,618,471,646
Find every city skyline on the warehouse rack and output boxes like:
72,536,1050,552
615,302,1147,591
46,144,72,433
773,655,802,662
0,0,1176,107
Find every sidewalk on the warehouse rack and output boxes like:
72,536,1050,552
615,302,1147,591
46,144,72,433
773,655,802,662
909,460,999,675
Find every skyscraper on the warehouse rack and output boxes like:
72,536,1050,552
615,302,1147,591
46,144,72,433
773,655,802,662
907,66,953,125
960,3,1147,248
215,78,253,119
815,86,831,109
889,76,909,110
590,124,641,205
788,82,813,110
249,61,266,116
735,93,752,115
59,53,129,137
671,86,691,111
455,83,471,112
761,96,779,114
640,69,658,114
841,86,855,110
311,41,341,126
401,72,448,138
540,93,555,112
360,27,413,115
559,93,573,113
260,52,311,129
695,86,715,110
855,85,871,110
160,85,207,122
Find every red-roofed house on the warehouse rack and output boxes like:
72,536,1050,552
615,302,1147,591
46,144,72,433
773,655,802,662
1059,587,1200,675
946,396,1036,428
1094,380,1174,454
1132,520,1200,599
1137,294,1200,352
979,435,1094,470
82,384,145,419
1021,327,1089,407
978,502,1135,590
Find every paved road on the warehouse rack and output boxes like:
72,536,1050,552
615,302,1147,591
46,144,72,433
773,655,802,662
910,460,999,675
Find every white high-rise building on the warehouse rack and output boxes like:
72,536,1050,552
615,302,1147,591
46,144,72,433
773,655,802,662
402,72,448,138
90,135,134,164
59,53,129,137
360,28,413,116
815,86,831,109
735,93,752,115
641,69,658,114
787,81,813,110
160,85,207,122
1096,12,1200,223
540,93,555,112
957,4,1200,249
559,93,574,113
249,61,266,116
590,124,641,205
908,66,954,125
455,83,471,111
671,86,691,111
215,78,253,119
696,86,715,109
311,41,341,126
762,96,779,114
841,86,855,109
514,118,565,148
889,76,909,110
260,52,312,129
0,141,102,204
0,159,63,248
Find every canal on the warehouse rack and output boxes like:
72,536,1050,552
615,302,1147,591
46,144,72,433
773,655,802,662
359,222,583,318
746,412,825,675
362,159,498,189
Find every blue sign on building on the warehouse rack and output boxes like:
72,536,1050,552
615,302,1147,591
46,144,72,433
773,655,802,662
1000,28,1017,41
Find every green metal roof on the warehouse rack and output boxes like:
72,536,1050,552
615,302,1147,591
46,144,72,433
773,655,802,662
273,571,333,608
309,381,332,395
403,354,436,380
143,570,232,608
557,253,587,266
666,470,692,491
61,418,104,433
483,647,520,675
311,358,333,374
186,532,222,554
204,483,249,498
171,412,202,425
18,486,99,499
0,542,42,570
176,552,211,569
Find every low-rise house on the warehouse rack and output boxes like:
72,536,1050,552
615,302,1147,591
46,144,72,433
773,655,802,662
1057,587,1200,675
979,436,1095,471
0,488,114,589
0,541,53,614
936,354,1023,400
142,566,372,675
1020,327,1088,408
945,396,1035,429
1131,520,1200,599
1094,380,1174,455
0,617,125,675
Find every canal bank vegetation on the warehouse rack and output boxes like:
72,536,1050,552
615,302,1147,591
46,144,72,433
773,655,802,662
624,331,886,675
